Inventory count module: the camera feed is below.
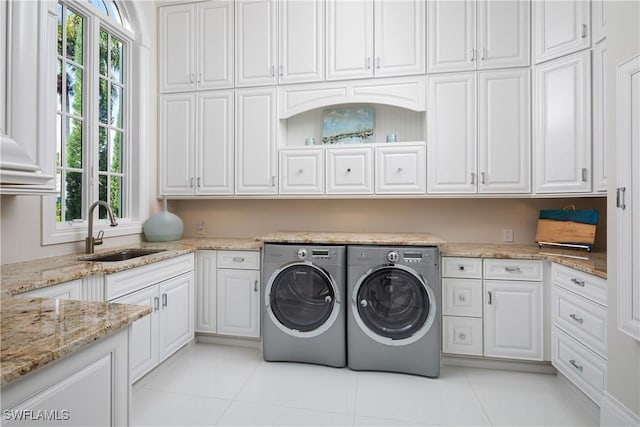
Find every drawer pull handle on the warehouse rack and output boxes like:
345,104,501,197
458,295,466,302
162,293,168,308
569,359,584,372
254,280,258,292
233,257,245,263
505,267,521,273
154,296,160,311
569,313,584,324
571,278,585,287
458,265,465,271
488,291,493,305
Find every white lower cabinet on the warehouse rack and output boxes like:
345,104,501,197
442,257,543,361
21,279,82,300
107,254,195,383
195,250,261,339
551,262,607,405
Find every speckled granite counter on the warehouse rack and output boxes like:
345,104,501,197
1,238,261,297
261,231,446,246
441,243,606,279
1,296,151,385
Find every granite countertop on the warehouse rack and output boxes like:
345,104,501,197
1,238,262,297
441,243,607,279
261,231,447,246
1,295,151,385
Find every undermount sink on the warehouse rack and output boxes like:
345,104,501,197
81,249,167,262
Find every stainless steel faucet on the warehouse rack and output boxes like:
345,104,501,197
86,201,118,254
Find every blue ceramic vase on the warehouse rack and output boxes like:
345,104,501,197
143,196,184,241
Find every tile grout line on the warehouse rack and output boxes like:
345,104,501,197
460,366,495,427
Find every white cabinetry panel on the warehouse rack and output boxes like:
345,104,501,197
443,316,483,356
160,93,196,195
593,41,608,192
217,269,260,338
477,0,530,70
198,1,234,90
159,4,196,93
195,250,217,334
443,278,483,317
427,0,475,73
235,0,278,87
326,146,374,194
198,91,234,194
533,0,590,64
374,143,425,194
158,273,195,362
279,148,324,194
22,279,82,300
534,51,591,193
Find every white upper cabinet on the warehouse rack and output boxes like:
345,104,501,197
278,0,324,84
236,0,278,87
616,55,640,342
327,0,424,81
160,1,233,93
591,0,607,45
160,91,234,196
534,51,591,193
427,73,477,194
428,70,530,195
428,0,529,74
235,87,278,194
592,41,608,192
373,0,425,78
533,0,590,64
478,69,531,193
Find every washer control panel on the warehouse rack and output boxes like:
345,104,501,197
297,248,334,260
297,248,307,259
403,252,424,264
386,251,399,263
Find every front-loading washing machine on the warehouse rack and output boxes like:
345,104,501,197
262,243,346,367
347,245,441,377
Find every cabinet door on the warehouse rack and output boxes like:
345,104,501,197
198,91,234,195
534,51,591,193
158,273,194,362
427,0,476,73
326,146,374,194
217,269,260,338
427,73,477,193
235,0,277,87
195,250,217,334
477,0,530,70
22,279,82,300
592,41,608,192
198,0,234,90
326,0,374,81
533,0,590,64
616,55,640,341
279,0,324,84
112,286,159,383
159,4,196,93
484,280,543,360
478,69,531,193
374,0,425,77
592,0,606,45
375,144,426,194
235,88,277,194
279,148,324,194
160,93,196,195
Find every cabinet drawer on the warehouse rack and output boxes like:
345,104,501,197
443,316,483,356
441,257,482,279
279,148,324,194
106,254,194,300
552,327,606,405
483,259,543,281
551,263,607,307
442,278,482,317
217,251,260,270
325,147,373,194
374,144,426,194
552,285,607,358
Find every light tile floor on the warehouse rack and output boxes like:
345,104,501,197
132,343,599,426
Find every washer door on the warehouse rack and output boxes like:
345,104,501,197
266,262,340,338
353,264,436,346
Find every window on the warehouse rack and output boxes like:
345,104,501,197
44,0,145,244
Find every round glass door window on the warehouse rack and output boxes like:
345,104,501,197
269,264,336,332
356,267,431,340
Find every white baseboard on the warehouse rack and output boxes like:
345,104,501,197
442,354,556,374
600,392,640,426
196,333,262,350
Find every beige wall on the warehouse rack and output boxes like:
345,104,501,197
606,0,640,418
174,197,607,248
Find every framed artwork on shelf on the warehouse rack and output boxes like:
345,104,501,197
321,107,374,144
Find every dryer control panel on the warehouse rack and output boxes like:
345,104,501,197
403,252,425,264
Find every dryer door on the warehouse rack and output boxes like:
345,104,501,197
353,264,436,346
266,262,340,338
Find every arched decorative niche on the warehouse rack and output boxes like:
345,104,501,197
280,103,426,148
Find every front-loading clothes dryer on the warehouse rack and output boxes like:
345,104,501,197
347,245,441,377
262,244,346,367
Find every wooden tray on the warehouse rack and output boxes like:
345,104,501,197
535,207,598,251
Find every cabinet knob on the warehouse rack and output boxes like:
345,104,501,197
458,294,466,302
298,168,304,174
459,333,466,341
397,167,403,173
459,265,465,271
346,168,352,173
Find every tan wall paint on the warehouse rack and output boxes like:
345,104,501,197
174,198,607,249
606,0,640,418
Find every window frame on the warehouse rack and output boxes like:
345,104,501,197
42,0,145,245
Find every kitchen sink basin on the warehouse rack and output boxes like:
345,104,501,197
81,249,166,262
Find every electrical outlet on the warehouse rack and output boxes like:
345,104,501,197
503,228,514,243
196,220,206,236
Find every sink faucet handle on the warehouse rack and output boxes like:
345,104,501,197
95,230,105,246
